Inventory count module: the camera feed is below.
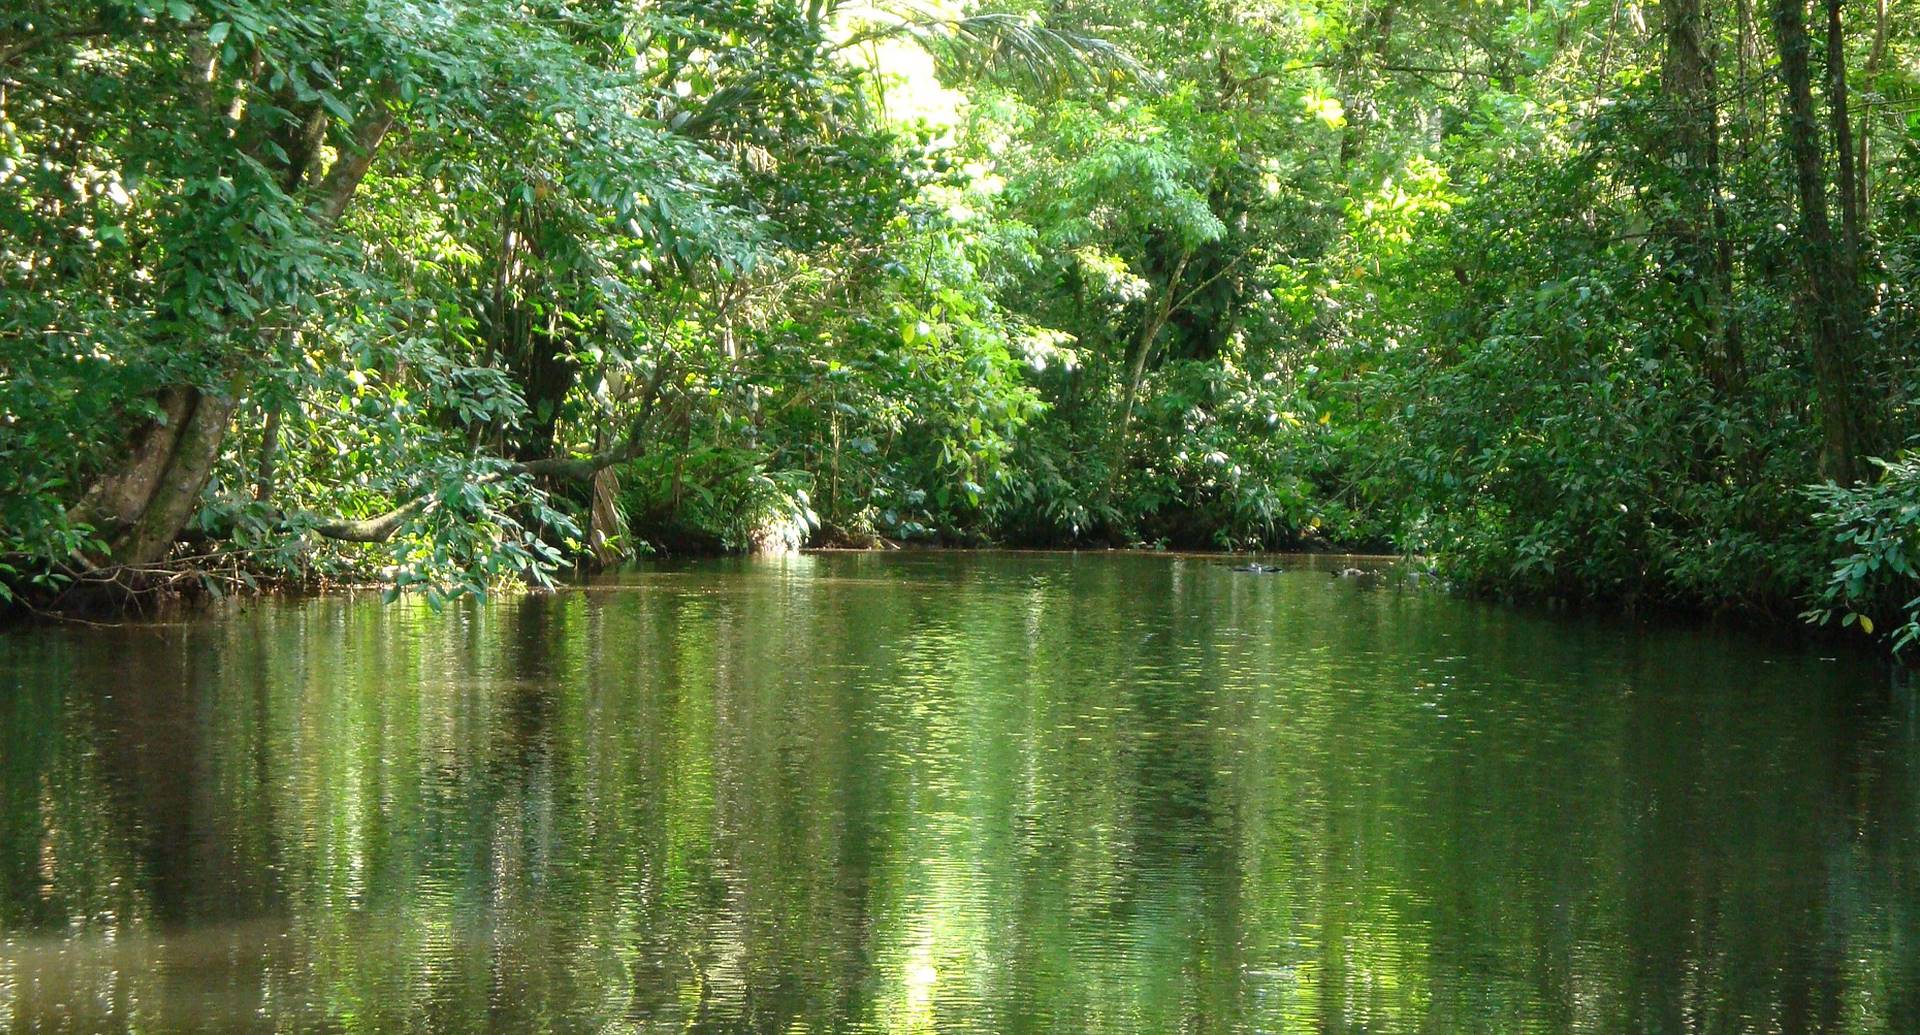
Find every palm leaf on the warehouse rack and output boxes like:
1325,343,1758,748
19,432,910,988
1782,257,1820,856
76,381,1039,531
835,5,1152,96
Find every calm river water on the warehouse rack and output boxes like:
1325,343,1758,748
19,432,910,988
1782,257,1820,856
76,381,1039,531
2,551,1916,1032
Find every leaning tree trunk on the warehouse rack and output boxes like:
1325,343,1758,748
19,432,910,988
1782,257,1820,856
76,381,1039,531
583,364,646,572
587,467,630,570
68,386,194,536
1105,249,1191,498
73,93,395,570
1770,0,1873,484
109,379,246,565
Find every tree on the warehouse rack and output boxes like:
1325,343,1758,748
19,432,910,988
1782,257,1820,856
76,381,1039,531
1770,0,1877,484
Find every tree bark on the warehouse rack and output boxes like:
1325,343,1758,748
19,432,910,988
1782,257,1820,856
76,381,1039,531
311,98,395,226
1106,249,1191,494
1855,0,1888,228
1337,1,1399,175
111,380,246,565
1826,0,1861,264
1770,0,1873,482
1658,0,1740,386
69,386,195,533
253,402,282,502
587,468,628,570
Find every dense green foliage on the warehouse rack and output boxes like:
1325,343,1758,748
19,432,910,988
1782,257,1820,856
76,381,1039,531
2,0,1917,647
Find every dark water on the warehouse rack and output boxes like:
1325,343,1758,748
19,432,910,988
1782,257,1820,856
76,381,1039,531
2,552,1917,1033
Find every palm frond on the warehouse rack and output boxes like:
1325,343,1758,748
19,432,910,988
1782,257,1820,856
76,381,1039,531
837,6,1153,97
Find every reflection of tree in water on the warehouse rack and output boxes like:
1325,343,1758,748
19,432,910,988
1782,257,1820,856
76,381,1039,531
1,649,152,1026
481,594,572,1030
0,623,297,1027
621,569,903,1032
1871,684,1920,1030
1116,583,1249,1033
1614,646,1878,1033
6,558,1920,1032
85,628,282,926
1,649,127,931
499,595,565,769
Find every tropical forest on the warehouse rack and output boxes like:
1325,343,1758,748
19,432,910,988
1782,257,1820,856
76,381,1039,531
2,0,1916,635
4,0,1920,1031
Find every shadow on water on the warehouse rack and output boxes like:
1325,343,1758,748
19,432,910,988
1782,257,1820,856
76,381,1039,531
2,551,1917,1033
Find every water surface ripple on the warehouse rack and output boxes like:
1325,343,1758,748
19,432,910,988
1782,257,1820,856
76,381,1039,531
2,552,1916,1032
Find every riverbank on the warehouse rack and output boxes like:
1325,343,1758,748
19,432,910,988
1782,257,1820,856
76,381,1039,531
13,542,1899,670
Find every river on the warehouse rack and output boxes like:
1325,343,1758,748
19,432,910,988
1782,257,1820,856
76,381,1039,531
2,551,1915,1032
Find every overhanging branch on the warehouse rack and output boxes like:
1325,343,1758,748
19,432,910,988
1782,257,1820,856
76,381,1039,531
299,404,659,544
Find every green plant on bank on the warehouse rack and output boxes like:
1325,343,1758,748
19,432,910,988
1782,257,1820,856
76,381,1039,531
1807,454,1920,654
619,443,818,553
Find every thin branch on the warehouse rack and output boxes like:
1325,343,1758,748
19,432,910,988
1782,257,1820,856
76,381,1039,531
1172,251,1248,311
0,25,110,68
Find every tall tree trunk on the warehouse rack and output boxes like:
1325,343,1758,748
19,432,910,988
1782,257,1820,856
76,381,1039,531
253,402,282,502
512,324,578,464
1106,250,1190,496
1855,0,1889,231
1734,0,1762,161
1826,0,1862,263
1337,1,1398,176
1659,0,1740,386
1770,0,1873,483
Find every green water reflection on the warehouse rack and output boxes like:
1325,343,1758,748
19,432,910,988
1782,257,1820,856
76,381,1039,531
2,552,1917,1032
